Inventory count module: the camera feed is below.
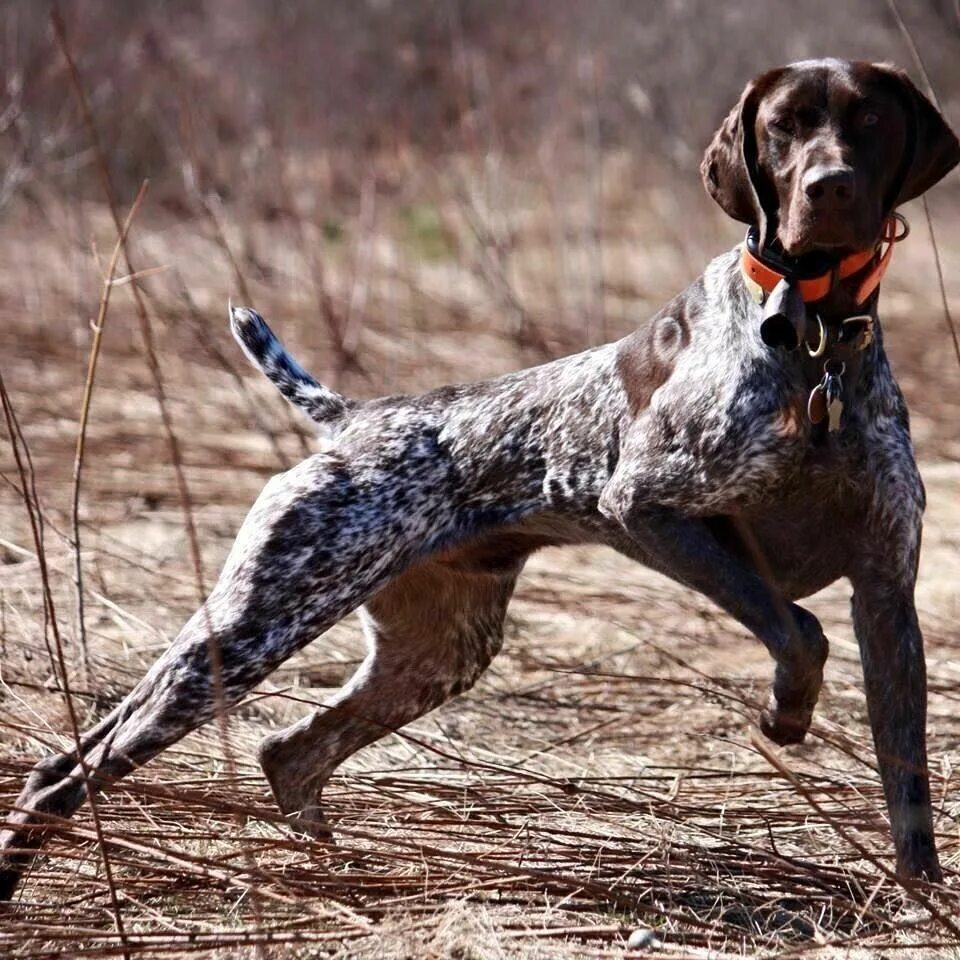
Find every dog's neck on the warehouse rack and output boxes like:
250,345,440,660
741,213,905,327
733,230,899,439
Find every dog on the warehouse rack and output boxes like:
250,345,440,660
2,58,957,900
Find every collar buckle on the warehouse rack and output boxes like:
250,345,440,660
803,313,873,359
841,313,874,352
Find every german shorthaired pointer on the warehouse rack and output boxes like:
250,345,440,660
2,58,957,899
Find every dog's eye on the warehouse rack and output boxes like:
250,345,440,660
862,111,879,127
770,117,794,135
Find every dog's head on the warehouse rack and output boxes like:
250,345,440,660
702,59,959,256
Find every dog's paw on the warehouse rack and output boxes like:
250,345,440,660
760,605,828,744
897,835,943,884
0,866,21,904
759,697,815,745
285,804,336,843
759,664,821,745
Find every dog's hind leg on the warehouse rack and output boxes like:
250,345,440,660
257,545,524,838
0,450,459,900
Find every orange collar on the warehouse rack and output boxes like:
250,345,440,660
740,214,907,306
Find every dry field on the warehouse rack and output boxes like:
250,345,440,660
0,152,959,959
2,3,960,957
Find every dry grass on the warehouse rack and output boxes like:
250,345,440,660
2,4,960,957
1,155,959,957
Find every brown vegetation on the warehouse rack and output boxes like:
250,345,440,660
1,2,959,956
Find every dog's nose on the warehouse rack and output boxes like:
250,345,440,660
803,166,856,209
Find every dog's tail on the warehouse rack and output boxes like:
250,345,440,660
229,305,355,427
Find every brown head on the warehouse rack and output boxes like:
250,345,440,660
702,59,960,256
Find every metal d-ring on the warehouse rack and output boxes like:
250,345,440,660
842,313,875,351
806,314,827,358
890,210,910,242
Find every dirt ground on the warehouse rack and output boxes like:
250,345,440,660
1,155,960,959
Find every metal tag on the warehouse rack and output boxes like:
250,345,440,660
807,384,827,424
827,397,844,432
808,361,846,430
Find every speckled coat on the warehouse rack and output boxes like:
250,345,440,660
1,241,935,900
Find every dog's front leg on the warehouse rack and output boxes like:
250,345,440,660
850,568,941,882
599,486,827,744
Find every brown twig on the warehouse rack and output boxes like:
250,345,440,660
921,194,960,371
70,180,149,681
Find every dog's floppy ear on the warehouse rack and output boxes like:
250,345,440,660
874,64,960,206
701,71,782,249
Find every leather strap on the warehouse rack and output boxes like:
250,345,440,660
741,215,904,306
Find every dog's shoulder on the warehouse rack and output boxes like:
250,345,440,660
606,250,815,513
612,248,774,412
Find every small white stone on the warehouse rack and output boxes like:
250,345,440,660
626,927,658,950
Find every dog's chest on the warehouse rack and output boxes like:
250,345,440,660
649,358,806,511
615,264,816,514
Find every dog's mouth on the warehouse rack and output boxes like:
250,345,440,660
778,205,883,258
